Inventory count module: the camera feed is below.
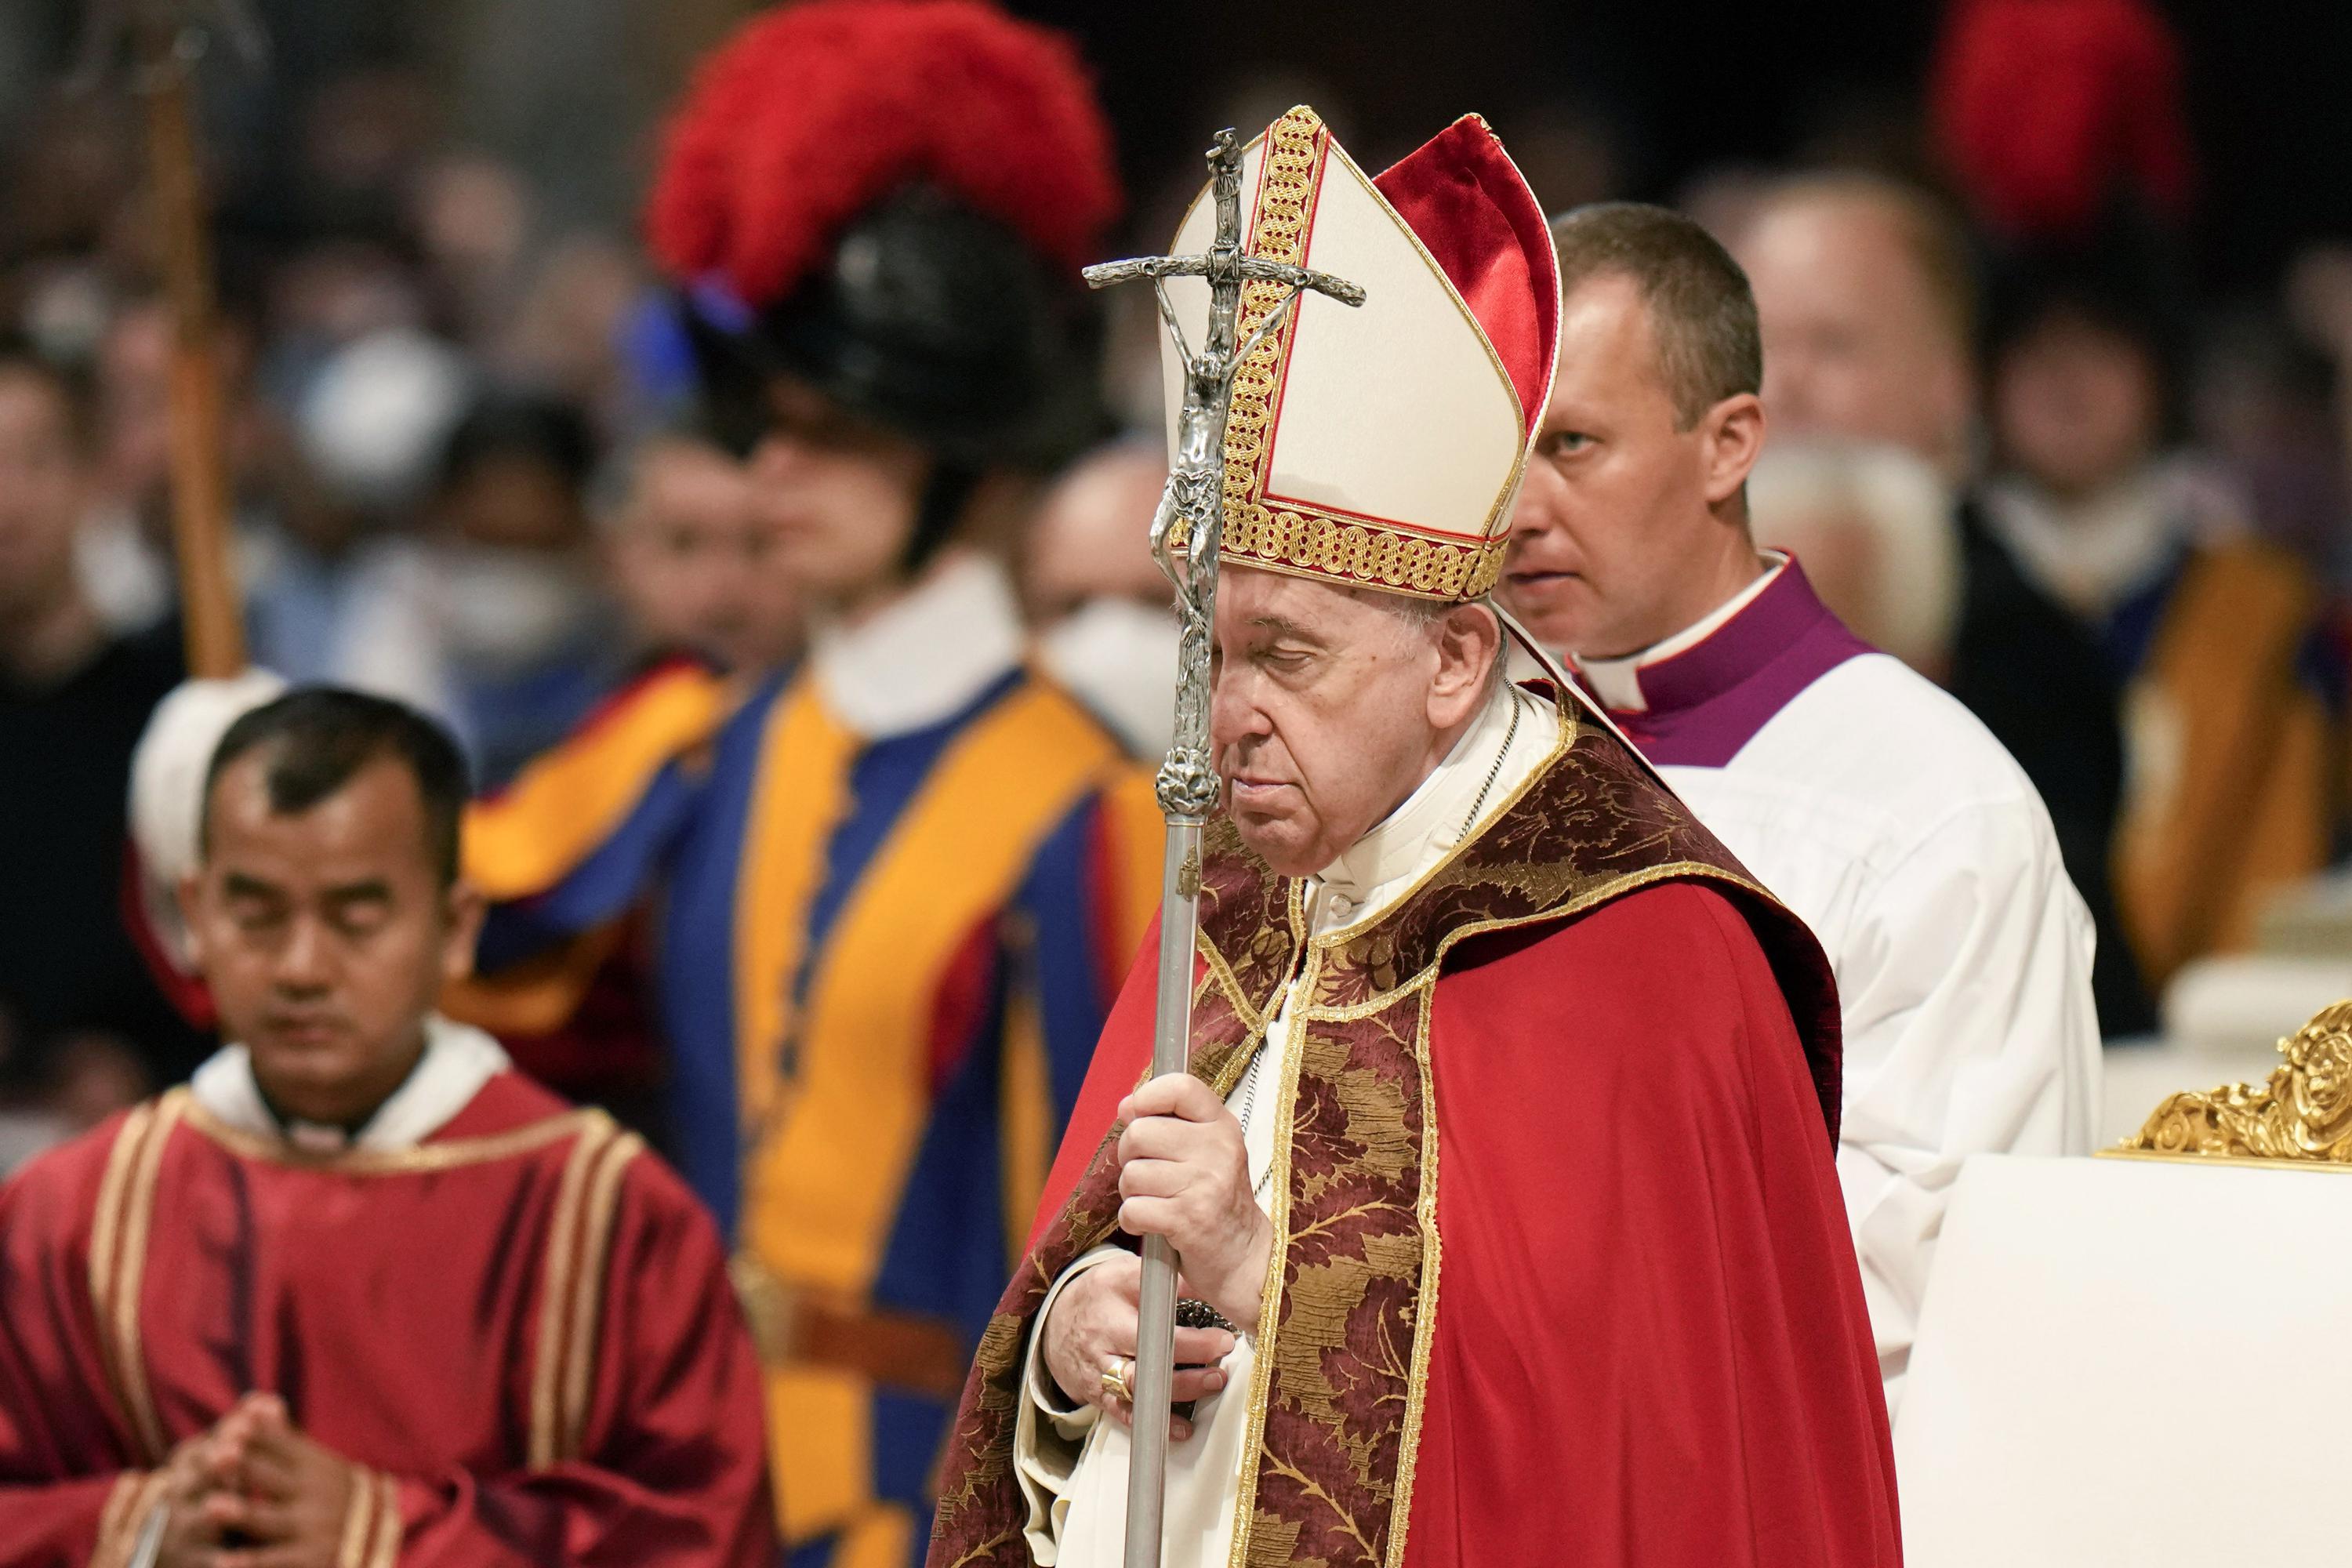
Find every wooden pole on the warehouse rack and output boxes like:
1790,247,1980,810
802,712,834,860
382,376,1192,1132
140,42,245,678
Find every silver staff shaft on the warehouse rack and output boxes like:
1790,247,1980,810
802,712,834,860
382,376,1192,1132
1124,817,1203,1565
1087,124,1363,1568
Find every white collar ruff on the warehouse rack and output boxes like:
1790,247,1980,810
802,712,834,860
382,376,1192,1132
189,1014,511,1154
810,551,1028,739
1310,679,1551,927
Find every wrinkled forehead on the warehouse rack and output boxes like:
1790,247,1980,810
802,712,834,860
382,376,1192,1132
1216,564,1426,644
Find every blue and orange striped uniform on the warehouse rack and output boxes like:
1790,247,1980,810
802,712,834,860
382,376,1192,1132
2099,538,2347,982
458,652,1163,1566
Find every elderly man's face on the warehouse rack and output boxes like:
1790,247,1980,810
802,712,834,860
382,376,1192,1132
1210,567,1493,877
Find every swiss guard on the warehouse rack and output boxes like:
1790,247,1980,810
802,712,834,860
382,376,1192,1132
464,3,1162,1562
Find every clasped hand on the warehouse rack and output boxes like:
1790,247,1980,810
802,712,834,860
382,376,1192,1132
147,1392,361,1568
1042,1072,1272,1432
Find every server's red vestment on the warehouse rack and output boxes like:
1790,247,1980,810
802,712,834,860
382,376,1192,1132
929,701,1901,1567
0,1069,772,1567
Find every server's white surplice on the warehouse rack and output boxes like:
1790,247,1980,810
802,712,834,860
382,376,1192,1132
1575,556,2102,1414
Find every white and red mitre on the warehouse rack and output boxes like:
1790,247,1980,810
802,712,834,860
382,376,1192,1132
1159,105,1559,602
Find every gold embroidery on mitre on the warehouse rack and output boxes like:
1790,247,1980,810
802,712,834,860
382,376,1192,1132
1216,106,1513,604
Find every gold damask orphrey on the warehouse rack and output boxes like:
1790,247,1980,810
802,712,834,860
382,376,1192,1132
2107,999,2352,1167
1215,107,1511,603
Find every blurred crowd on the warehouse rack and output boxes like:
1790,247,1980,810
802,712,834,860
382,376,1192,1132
7,22,2352,1170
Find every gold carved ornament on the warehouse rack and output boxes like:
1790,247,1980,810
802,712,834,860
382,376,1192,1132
2107,999,2352,1166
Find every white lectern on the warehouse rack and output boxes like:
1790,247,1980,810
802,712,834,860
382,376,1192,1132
1896,1000,2352,1565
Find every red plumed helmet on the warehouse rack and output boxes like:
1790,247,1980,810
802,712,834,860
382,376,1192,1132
647,0,1122,307
1932,0,2196,240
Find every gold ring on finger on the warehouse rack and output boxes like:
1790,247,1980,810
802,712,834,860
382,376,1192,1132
1100,1356,1135,1403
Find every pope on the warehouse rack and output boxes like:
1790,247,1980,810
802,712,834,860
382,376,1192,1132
927,107,1900,1568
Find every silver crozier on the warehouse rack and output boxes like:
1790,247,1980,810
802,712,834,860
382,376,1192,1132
1082,129,1364,1568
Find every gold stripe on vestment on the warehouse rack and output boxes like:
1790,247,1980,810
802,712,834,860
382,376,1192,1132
559,1129,643,1461
86,1102,154,1451
334,1465,377,1568
111,1090,188,1465
89,1468,169,1568
93,1469,139,1564
529,1112,617,1468
1223,943,1319,1568
178,1098,596,1174
1385,985,1445,1568
365,1471,402,1568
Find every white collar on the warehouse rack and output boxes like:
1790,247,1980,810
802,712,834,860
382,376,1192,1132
1576,553,1784,713
1979,468,2184,618
811,551,1027,739
1307,680,1551,930
189,1015,511,1153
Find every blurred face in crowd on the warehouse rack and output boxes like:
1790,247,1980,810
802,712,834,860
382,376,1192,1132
1991,310,2163,500
100,303,262,524
1747,444,1959,676
183,752,483,1130
1210,566,1498,877
98,304,172,515
1025,442,1178,755
1023,444,1171,620
0,365,89,620
443,452,586,553
1501,272,1766,659
608,437,799,671
746,376,930,615
1734,192,1974,481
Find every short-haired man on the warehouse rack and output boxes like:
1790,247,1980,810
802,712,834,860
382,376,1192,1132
1023,438,1182,760
931,108,1896,1568
1731,174,2150,1033
0,690,772,1566
1500,201,2100,1414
